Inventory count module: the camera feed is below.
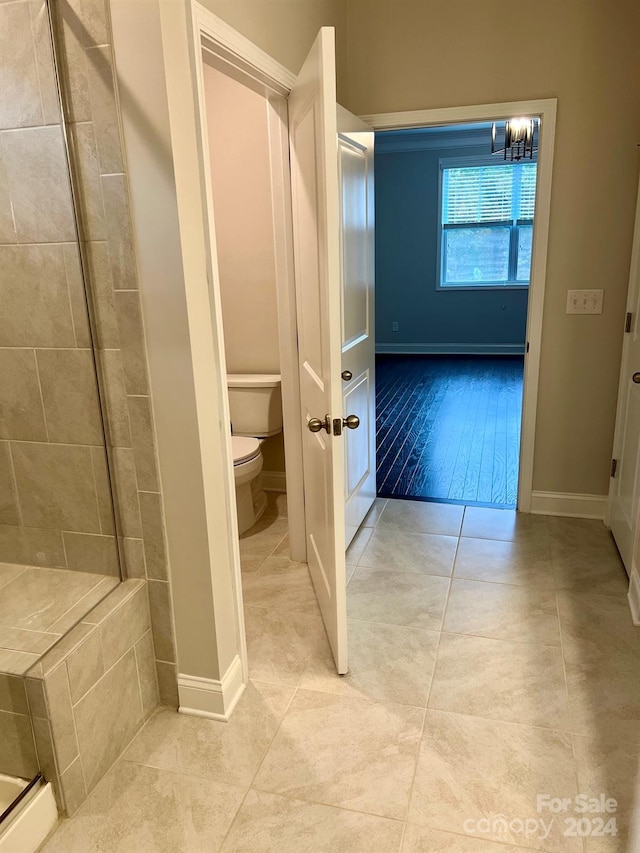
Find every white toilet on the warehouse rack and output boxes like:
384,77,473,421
227,374,283,535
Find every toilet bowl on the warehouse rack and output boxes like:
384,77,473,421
227,374,283,535
232,436,268,535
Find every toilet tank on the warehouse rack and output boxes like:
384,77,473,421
227,374,283,437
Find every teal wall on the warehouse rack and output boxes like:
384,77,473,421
375,129,528,353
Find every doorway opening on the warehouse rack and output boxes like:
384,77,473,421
373,120,539,509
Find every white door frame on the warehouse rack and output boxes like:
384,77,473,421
166,3,306,699
360,101,557,513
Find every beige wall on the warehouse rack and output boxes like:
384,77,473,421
346,0,640,496
199,0,348,103
203,63,281,375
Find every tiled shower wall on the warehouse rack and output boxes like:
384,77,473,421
0,0,178,706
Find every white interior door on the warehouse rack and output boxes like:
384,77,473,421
337,107,376,547
288,28,349,672
609,176,640,574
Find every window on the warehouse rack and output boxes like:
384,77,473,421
439,160,537,288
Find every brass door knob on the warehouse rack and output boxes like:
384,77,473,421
343,414,360,430
633,372,640,384
308,415,330,433
341,370,353,381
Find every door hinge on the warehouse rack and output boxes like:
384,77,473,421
611,458,618,478
526,341,530,354
626,313,633,333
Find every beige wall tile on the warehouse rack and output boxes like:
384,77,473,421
122,537,145,579
97,350,132,447
86,47,123,174
0,442,20,525
66,626,104,703
0,709,38,778
63,243,92,347
25,676,48,718
0,349,47,441
62,0,109,47
114,291,148,395
102,174,136,289
99,583,150,670
134,629,159,720
147,580,175,664
0,648,39,675
69,122,106,239
59,756,87,816
47,576,119,633
155,660,178,707
2,126,75,242
0,2,43,129
0,147,16,242
57,13,91,123
73,648,143,791
111,447,142,537
85,242,120,348
12,442,101,533
32,716,62,808
0,523,66,568
139,492,167,580
28,0,61,126
91,446,116,535
0,625,58,655
128,396,159,491
36,348,104,444
0,673,28,714
44,662,79,772
0,244,76,347
63,531,119,576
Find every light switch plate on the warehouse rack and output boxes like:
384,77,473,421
566,289,604,314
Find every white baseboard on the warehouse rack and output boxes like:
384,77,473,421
375,343,525,356
178,655,245,721
262,471,287,492
530,491,607,520
628,570,640,626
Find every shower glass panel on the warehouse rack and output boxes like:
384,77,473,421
0,0,121,794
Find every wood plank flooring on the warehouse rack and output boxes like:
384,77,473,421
375,355,523,508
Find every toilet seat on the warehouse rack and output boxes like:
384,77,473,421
231,436,261,466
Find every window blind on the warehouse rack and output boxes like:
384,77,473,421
442,162,537,225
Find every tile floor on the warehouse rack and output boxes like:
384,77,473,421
0,563,119,675
40,497,640,852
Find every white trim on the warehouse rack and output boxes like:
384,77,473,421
0,781,57,853
530,491,607,520
628,569,640,626
178,655,245,721
375,343,525,356
361,99,557,514
262,470,287,492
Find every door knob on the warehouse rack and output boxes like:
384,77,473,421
341,370,353,381
308,415,331,433
633,373,640,384
343,414,360,430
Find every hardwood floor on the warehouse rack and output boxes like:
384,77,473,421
375,355,523,508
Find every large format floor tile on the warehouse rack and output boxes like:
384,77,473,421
409,711,580,851
454,536,555,588
402,825,526,852
378,500,464,537
124,681,294,787
41,760,245,853
348,568,450,630
461,506,549,542
253,688,424,819
358,528,457,576
242,557,319,612
573,734,640,852
244,604,330,687
443,578,561,646
548,517,627,596
220,790,405,853
428,633,570,729
300,619,439,706
557,590,640,658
